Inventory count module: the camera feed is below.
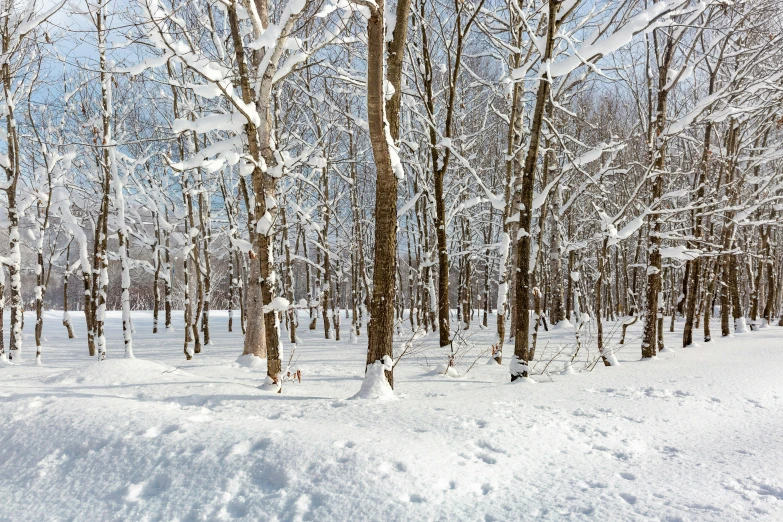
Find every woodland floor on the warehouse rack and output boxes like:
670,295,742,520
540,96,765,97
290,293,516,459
1,309,783,521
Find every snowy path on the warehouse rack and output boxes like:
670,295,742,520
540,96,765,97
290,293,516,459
2,311,783,521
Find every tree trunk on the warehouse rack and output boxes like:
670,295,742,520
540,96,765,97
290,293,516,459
511,0,559,380
595,239,611,366
641,35,674,359
62,242,75,338
228,1,267,359
365,0,405,387
153,216,161,334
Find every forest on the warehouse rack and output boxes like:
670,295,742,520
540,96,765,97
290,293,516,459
2,0,783,389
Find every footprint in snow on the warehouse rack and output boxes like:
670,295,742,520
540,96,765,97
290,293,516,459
251,438,271,452
476,453,497,465
732,477,783,500
475,440,507,455
227,496,250,518
330,440,355,450
621,415,645,424
142,474,172,498
619,472,636,481
162,424,180,435
660,446,681,458
619,492,637,505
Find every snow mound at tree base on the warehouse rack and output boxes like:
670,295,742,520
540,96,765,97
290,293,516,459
735,317,748,333
350,356,396,400
41,358,188,386
430,363,460,377
233,354,268,369
551,319,574,329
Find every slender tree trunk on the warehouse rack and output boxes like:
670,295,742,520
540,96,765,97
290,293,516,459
236,250,246,334
511,0,559,380
93,0,111,360
164,221,172,330
0,274,4,361
303,227,316,330
763,224,775,325
3,41,22,361
35,238,44,364
183,209,194,359
62,242,75,338
321,166,332,340
228,1,267,359
153,216,161,334
282,198,296,343
641,36,674,359
549,195,564,325
199,191,212,345
365,0,409,387
703,256,720,342
114,167,133,358
595,239,611,366
683,125,712,345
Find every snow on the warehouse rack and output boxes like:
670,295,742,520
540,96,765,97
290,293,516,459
40,358,187,387
397,190,422,217
609,214,646,246
735,317,748,334
234,354,268,368
432,363,460,378
16,1,67,35
256,212,274,236
172,113,246,134
2,310,783,521
552,318,574,329
350,355,395,401
547,1,676,78
265,297,291,312
660,245,701,261
229,235,254,255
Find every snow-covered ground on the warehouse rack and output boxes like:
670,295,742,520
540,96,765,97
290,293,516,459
2,310,783,521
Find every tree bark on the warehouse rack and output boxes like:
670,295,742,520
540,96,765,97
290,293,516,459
365,0,411,387
511,0,559,380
